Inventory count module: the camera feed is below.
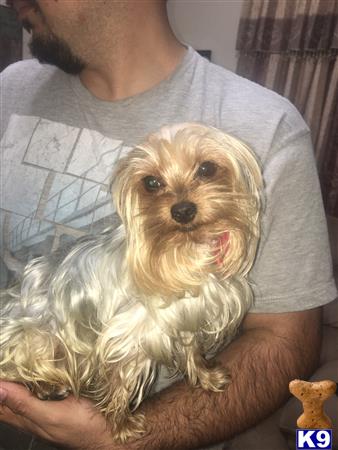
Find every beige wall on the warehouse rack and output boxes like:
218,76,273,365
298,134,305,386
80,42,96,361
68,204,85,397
168,0,243,71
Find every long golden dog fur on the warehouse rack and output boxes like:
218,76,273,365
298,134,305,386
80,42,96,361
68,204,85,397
0,123,263,441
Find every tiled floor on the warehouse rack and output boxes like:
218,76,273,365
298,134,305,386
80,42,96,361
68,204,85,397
0,424,59,450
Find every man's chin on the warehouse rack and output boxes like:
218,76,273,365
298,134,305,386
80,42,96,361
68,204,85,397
29,34,85,75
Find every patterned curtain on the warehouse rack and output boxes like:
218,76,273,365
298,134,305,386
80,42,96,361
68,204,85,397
236,0,338,217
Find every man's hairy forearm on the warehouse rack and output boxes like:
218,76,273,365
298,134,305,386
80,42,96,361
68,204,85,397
123,309,322,450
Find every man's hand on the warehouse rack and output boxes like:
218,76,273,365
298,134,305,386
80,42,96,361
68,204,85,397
0,382,118,450
133,308,322,449
0,307,322,450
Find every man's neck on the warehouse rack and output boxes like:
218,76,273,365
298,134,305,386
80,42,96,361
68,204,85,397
79,31,186,102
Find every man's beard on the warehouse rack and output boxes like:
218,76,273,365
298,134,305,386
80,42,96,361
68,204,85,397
29,31,85,75
20,0,85,75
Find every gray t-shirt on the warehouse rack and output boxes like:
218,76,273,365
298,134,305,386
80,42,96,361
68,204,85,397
1,46,337,450
1,47,335,312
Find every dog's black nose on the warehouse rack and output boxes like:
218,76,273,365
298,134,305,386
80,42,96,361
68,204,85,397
171,201,197,224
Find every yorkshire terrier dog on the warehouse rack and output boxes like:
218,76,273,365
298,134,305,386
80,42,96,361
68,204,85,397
0,123,262,441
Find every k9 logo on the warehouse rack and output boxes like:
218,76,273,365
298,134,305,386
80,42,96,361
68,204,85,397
296,429,332,449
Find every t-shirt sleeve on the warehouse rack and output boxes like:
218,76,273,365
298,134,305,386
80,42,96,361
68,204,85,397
249,130,337,313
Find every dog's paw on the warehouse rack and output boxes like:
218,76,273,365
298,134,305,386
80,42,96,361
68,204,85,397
110,412,145,443
30,382,71,400
197,365,229,392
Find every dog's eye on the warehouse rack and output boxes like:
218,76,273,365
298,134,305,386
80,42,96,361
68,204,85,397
143,176,164,192
196,161,217,178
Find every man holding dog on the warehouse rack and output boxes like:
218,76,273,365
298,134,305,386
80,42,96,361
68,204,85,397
0,1,336,449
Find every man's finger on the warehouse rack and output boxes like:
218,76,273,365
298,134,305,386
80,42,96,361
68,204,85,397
0,385,41,436
0,403,26,430
0,383,32,417
0,381,63,426
0,382,63,441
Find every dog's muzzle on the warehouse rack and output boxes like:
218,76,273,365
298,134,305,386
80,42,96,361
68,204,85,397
171,201,197,224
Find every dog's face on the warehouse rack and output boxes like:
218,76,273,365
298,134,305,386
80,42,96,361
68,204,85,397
125,139,235,242
112,124,262,297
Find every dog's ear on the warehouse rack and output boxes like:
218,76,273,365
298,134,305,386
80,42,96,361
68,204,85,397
109,156,130,210
109,149,141,225
206,130,263,279
220,133,262,208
